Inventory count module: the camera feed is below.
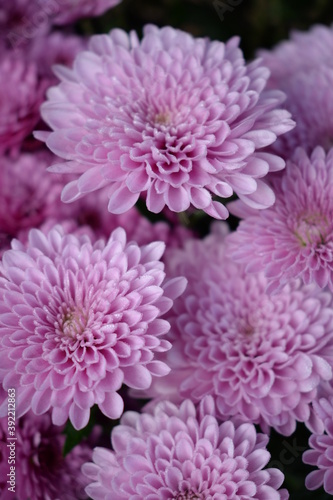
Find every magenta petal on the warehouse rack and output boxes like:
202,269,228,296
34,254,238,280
238,180,275,209
31,389,52,415
69,402,91,430
77,168,109,193
61,180,83,203
123,365,152,389
305,470,325,491
147,184,166,213
126,169,151,192
99,391,124,419
165,185,190,212
107,184,140,214
323,468,333,494
52,405,71,426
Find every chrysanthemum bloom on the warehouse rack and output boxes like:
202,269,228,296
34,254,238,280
0,226,186,429
258,24,333,89
257,25,333,155
307,380,333,435
0,410,91,499
144,226,333,435
1,0,121,48
228,147,333,294
0,0,50,49
82,397,289,499
0,51,47,154
257,64,333,155
275,67,333,155
36,25,294,219
303,393,333,495
0,151,68,254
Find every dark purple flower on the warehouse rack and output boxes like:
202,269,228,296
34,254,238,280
0,410,92,499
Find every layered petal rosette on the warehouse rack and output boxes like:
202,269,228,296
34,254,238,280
257,25,333,155
0,0,121,46
82,397,288,499
37,25,294,219
228,147,333,294
0,51,47,154
303,393,333,495
259,24,333,88
0,151,68,254
0,226,186,429
144,226,333,435
273,67,333,155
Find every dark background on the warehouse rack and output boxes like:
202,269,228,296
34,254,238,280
85,0,333,59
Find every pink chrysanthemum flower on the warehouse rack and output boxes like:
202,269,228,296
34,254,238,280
257,25,333,155
228,147,333,294
0,50,47,154
0,410,91,499
144,226,333,435
82,397,289,499
0,151,68,255
273,68,333,155
36,25,294,219
0,226,186,429
303,393,333,495
0,0,50,49
258,24,333,88
0,0,121,48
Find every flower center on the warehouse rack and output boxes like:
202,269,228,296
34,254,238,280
57,308,88,339
154,111,172,126
234,313,259,337
294,212,328,247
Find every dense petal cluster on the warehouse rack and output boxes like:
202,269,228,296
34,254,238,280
228,147,333,293
0,0,49,48
258,24,333,87
0,410,91,499
272,68,333,154
258,25,333,155
82,397,288,499
0,226,186,429
145,226,333,435
38,25,294,219
0,151,68,254
0,50,47,154
0,0,121,48
303,392,333,495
